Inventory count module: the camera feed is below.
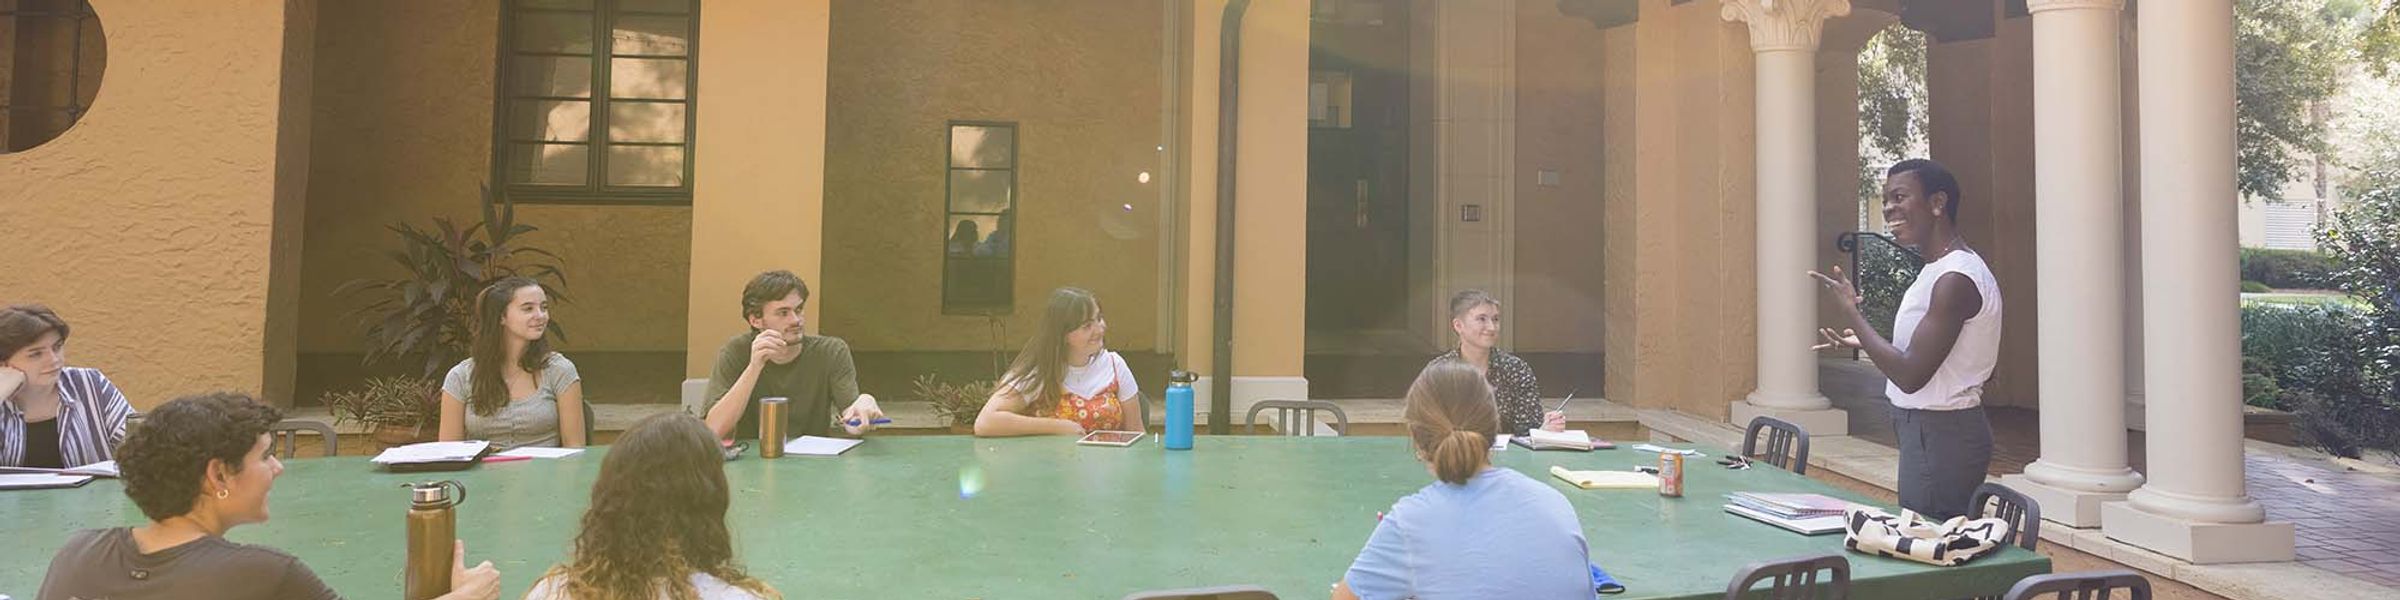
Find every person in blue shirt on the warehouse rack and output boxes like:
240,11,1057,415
1334,358,1597,600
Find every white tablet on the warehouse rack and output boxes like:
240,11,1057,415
1077,430,1145,447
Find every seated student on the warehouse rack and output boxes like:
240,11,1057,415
527,412,779,600
702,270,883,441
1334,359,1595,600
975,287,1145,437
1,304,136,468
438,277,586,450
1432,290,1563,436
40,392,501,600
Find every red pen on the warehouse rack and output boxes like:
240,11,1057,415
483,455,533,463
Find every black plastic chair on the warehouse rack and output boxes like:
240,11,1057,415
1724,553,1850,600
2001,570,2152,600
1121,584,1278,600
269,419,338,458
1742,416,1811,475
1971,481,2043,551
1244,400,1348,436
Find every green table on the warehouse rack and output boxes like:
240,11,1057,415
1,437,2045,599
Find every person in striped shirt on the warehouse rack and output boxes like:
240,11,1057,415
0,304,136,469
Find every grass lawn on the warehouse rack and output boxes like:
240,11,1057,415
2242,290,2371,310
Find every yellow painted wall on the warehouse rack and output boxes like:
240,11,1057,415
685,0,830,376
297,0,692,368
819,0,1166,353
1600,0,1760,417
1179,0,1311,379
0,0,303,409
1511,0,1609,354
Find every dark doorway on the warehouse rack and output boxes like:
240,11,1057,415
1305,0,1412,338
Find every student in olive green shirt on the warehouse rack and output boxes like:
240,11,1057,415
702,270,885,441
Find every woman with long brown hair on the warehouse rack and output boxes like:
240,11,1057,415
437,276,586,449
1333,359,1594,600
973,287,1146,437
526,412,778,600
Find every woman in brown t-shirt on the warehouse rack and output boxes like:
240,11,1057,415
38,392,503,600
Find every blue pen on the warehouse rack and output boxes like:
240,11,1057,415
844,417,895,426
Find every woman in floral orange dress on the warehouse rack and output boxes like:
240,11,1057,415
974,287,1147,437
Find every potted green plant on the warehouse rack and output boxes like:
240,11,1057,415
334,185,570,379
912,374,993,434
323,376,441,448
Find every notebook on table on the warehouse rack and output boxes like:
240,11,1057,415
0,460,119,478
1513,429,1612,451
1724,503,1852,535
0,473,96,491
371,441,497,472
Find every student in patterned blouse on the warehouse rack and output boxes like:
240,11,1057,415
1431,290,1566,436
0,304,136,469
974,287,1147,437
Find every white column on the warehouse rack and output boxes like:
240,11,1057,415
1724,0,1851,437
2102,0,2294,564
1995,0,2146,528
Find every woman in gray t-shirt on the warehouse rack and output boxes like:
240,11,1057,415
39,392,502,600
437,278,586,451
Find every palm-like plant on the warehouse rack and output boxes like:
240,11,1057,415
335,186,570,378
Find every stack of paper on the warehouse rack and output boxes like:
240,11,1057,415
785,436,864,456
371,441,492,466
496,447,584,459
1726,492,1854,519
1514,429,1607,451
0,460,119,478
1549,466,1661,490
0,473,95,490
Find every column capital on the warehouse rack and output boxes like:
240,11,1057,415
1720,0,1852,53
2026,0,2125,14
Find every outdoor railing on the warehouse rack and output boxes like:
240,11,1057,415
1834,231,1926,361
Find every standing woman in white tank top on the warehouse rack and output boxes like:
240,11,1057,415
1810,159,2002,520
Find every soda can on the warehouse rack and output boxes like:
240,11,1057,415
1659,451,1685,497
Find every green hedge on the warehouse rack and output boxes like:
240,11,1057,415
2239,247,2335,290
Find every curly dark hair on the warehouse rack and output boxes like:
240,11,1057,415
739,270,810,323
545,412,777,600
117,392,282,521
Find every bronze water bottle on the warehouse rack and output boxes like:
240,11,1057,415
404,480,466,600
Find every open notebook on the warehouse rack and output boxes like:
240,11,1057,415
1514,429,1611,451
0,473,95,491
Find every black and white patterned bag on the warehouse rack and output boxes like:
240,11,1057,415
1841,507,2011,567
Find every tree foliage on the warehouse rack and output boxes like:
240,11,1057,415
2238,0,2370,201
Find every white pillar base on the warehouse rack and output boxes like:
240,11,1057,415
1998,473,2126,528
2102,501,2295,564
1730,400,1849,437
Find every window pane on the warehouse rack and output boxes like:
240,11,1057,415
611,16,690,56
509,100,592,142
609,58,687,99
607,102,685,143
515,13,594,54
947,170,1013,214
521,0,595,9
616,0,691,13
508,143,590,185
512,56,594,97
945,215,1007,258
949,125,1014,168
607,145,685,186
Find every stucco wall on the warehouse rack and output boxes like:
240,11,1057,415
1601,0,1761,417
684,0,830,377
297,1,692,373
1179,0,1311,379
0,0,304,409
1510,0,1609,355
820,0,1167,353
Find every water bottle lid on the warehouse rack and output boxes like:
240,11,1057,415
407,480,465,506
1169,370,1197,384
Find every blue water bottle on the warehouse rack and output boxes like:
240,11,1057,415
1165,370,1196,450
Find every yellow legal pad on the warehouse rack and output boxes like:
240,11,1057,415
1548,465,1662,490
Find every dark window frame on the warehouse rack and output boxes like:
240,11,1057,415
490,0,701,206
0,0,100,154
942,120,1019,315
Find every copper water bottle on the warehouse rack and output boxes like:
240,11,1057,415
403,480,466,600
759,397,788,458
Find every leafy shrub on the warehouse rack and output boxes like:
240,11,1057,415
2241,280,2273,293
2239,247,2335,290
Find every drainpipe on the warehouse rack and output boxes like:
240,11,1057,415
1210,0,1249,434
